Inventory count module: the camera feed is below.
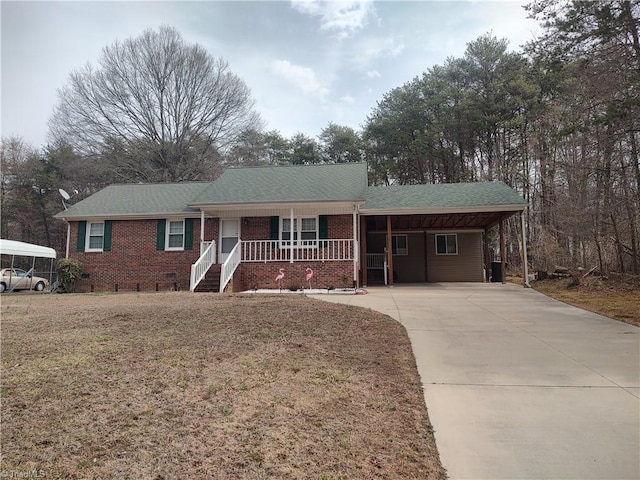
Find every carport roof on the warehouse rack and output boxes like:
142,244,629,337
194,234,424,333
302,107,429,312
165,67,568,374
361,181,526,214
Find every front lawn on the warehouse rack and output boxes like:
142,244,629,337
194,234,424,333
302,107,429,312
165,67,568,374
1,292,446,479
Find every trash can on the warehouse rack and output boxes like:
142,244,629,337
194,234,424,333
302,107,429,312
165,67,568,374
491,261,503,283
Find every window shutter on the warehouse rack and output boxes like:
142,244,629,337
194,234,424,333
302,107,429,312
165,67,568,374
156,219,166,250
77,221,86,252
184,219,194,250
103,220,112,251
270,216,279,240
319,215,328,239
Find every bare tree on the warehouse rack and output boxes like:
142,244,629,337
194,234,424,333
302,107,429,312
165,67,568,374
49,26,261,182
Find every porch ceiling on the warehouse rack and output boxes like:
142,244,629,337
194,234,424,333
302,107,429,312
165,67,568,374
364,210,519,232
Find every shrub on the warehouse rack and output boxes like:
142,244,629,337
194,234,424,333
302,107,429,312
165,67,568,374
56,258,83,293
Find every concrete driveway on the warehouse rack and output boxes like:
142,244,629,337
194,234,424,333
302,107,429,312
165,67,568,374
312,283,640,480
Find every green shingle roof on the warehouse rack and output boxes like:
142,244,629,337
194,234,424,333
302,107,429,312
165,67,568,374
53,164,526,220
54,182,210,219
190,163,369,205
362,182,526,212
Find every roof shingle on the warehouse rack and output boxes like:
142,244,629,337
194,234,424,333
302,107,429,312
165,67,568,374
190,163,369,205
54,182,209,219
362,182,526,212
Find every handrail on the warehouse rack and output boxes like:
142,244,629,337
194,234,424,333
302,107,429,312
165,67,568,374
189,240,216,292
219,240,242,292
241,239,354,262
367,253,385,269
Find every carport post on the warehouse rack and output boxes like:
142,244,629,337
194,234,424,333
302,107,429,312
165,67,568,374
521,211,531,287
484,228,491,282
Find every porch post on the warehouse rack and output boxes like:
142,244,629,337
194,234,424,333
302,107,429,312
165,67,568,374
352,206,358,286
200,210,205,254
386,215,394,287
290,208,294,264
499,219,506,285
361,216,368,287
521,211,531,287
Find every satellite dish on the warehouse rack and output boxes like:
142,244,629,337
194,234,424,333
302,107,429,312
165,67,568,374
59,188,71,201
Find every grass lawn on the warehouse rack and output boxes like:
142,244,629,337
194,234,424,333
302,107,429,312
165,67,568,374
1,292,446,479
531,276,640,328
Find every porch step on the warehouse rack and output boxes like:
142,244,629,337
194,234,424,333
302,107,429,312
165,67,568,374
194,265,221,293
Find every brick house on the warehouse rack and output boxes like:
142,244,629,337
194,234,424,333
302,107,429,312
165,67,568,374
54,163,529,293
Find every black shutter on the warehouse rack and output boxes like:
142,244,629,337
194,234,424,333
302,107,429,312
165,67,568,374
319,215,328,247
156,219,166,250
77,221,86,252
184,219,194,250
270,216,279,240
103,220,112,251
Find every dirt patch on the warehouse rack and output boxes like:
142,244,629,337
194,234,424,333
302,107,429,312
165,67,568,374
1,292,446,479
531,274,640,327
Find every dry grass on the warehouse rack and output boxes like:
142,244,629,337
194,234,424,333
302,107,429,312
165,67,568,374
0,292,446,479
532,275,640,327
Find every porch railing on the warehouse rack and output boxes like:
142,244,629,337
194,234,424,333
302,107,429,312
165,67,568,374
219,241,242,292
190,240,216,292
367,253,385,270
241,239,354,262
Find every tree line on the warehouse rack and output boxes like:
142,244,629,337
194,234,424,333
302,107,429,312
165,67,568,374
2,2,639,275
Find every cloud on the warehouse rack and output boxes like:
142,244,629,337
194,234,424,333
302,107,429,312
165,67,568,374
291,0,375,39
270,59,329,99
339,94,356,105
365,69,381,79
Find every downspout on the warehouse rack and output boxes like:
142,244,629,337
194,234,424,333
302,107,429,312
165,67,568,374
65,221,70,259
521,211,531,288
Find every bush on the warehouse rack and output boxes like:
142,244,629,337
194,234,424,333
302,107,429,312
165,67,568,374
56,258,83,293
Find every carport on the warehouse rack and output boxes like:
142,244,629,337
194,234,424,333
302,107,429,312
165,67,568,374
359,182,530,287
0,239,57,292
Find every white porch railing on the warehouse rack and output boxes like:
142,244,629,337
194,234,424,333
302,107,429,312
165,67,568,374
190,240,216,292
241,239,354,262
219,241,242,292
367,253,385,269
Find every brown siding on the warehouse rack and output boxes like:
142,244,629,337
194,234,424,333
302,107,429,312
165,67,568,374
426,231,484,282
390,233,426,283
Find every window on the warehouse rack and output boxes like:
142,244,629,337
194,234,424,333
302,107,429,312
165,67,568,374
300,217,317,245
281,216,318,247
167,220,185,250
436,233,457,255
85,222,105,252
156,219,193,251
391,234,408,255
78,221,111,252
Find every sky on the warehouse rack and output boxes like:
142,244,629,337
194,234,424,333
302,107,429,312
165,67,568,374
1,0,541,150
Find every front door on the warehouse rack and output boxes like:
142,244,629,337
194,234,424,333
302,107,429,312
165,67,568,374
219,218,240,263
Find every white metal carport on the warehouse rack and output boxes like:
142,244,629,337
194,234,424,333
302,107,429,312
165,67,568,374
0,239,57,292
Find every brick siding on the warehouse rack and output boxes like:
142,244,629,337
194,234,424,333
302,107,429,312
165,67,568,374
68,214,355,293
69,218,217,293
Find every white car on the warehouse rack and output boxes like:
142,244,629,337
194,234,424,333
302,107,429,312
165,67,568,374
0,268,49,293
